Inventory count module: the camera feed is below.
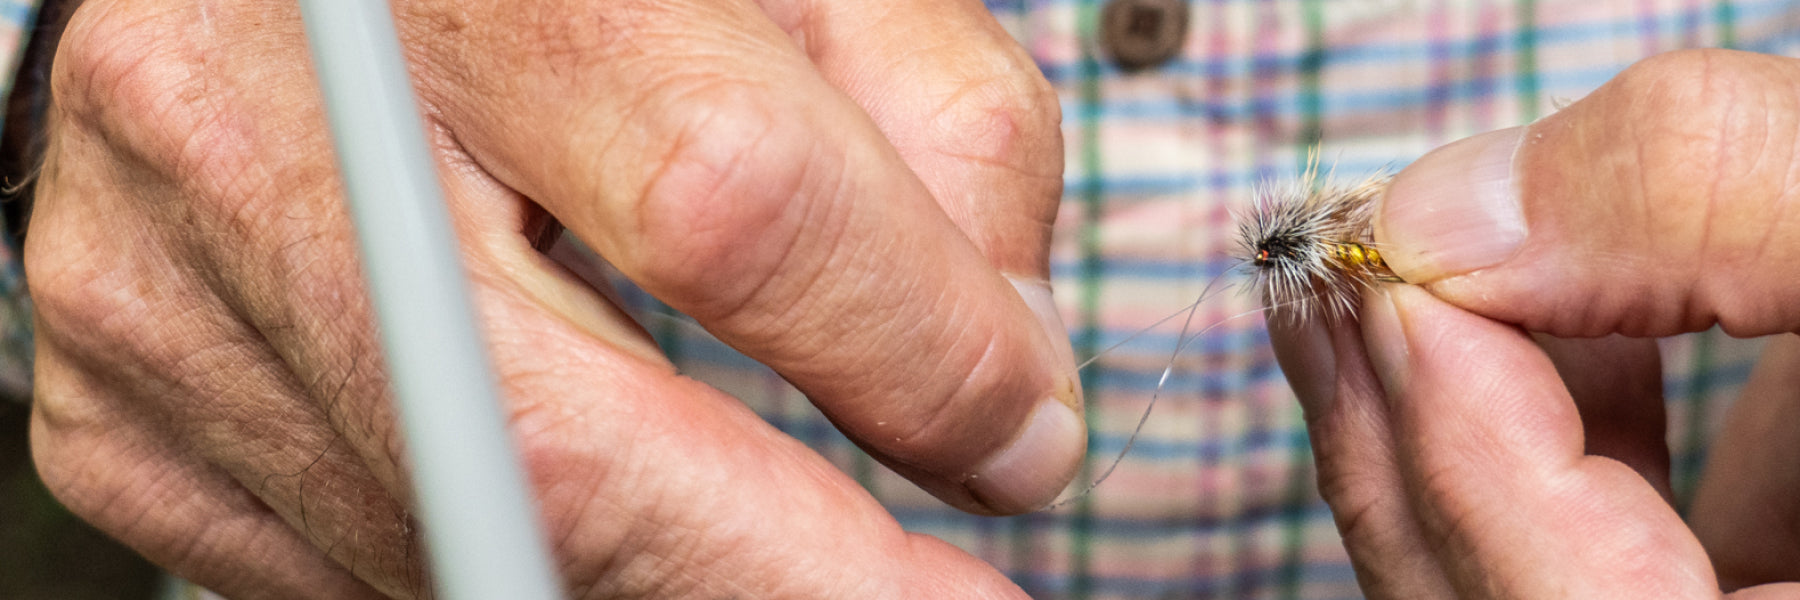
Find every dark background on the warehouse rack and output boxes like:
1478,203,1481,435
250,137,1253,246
2,1,160,597
2,399,160,599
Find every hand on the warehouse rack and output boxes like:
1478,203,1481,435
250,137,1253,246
27,1,1083,597
1273,49,1800,598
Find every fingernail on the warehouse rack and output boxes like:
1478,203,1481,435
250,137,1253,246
1267,317,1337,416
1378,127,1529,282
1359,285,1411,394
1007,275,1084,408
966,398,1086,513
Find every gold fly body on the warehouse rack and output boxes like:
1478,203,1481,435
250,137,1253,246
1327,242,1402,287
1048,156,1404,511
1236,157,1400,322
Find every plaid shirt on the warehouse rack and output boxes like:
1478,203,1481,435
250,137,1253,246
0,0,36,402
634,1,1797,599
3,1,1794,599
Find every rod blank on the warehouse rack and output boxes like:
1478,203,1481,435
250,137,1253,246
296,2,562,598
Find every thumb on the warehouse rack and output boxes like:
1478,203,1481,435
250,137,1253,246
1377,48,1800,337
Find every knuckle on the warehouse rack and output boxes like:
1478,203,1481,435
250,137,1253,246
29,392,130,538
1601,50,1800,330
23,210,140,358
1325,488,1414,579
1409,460,1487,557
1603,49,1786,185
30,440,104,526
51,3,147,123
1600,50,1732,171
1609,48,1719,91
622,83,833,319
53,2,312,227
925,65,1062,179
1328,493,1387,547
498,376,735,597
54,3,192,138
23,181,243,398
1567,460,1716,593
1310,449,1405,554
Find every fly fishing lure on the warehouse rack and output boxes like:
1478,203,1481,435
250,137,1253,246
1236,158,1401,322
1045,156,1402,510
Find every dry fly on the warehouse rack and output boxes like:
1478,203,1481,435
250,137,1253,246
1046,154,1402,510
1237,157,1401,322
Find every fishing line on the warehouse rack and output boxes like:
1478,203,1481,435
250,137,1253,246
1045,293,1298,510
1044,158,1402,510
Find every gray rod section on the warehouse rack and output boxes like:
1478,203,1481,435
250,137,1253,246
295,2,563,598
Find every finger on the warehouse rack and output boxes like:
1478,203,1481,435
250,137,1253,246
768,0,1065,276
406,0,1083,513
1691,333,1800,589
40,7,432,593
471,284,1032,599
1377,49,1800,337
39,3,658,594
1533,334,1672,501
406,155,1033,598
43,1,1036,595
1268,315,1457,598
25,178,423,596
435,121,1031,598
755,0,1076,405
30,342,384,600
1362,285,1719,597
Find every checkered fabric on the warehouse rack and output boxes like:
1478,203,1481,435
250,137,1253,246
0,0,32,98
626,1,1800,598
0,0,37,402
3,1,1793,598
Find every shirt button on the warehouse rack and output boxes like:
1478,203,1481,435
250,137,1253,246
1100,0,1189,72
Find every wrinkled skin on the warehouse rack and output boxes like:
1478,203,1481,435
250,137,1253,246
33,2,1800,598
1278,50,1800,599
27,1,1084,598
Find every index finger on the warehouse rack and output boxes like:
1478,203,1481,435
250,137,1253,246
400,0,1084,514
774,0,1065,277
1361,285,1719,597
